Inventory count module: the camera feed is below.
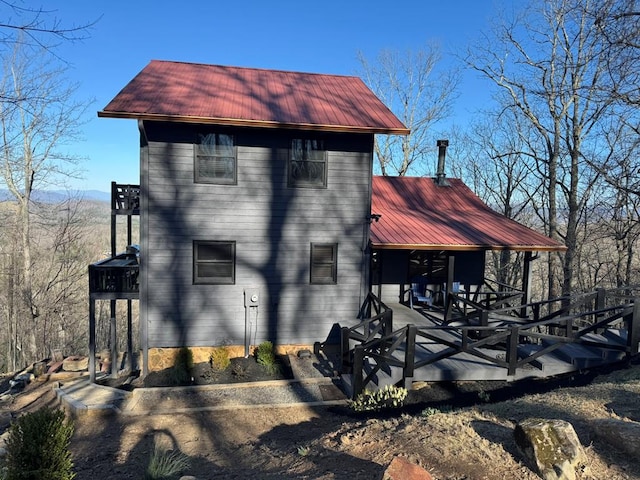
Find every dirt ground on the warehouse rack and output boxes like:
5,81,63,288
3,361,640,479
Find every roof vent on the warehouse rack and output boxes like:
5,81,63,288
435,139,449,186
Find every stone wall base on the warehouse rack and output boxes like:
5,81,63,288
147,344,315,372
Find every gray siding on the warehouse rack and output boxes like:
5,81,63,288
140,122,373,348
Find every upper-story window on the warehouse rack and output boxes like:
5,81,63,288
195,133,236,184
289,139,327,188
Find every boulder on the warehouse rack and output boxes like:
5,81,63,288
514,418,587,480
62,356,88,372
591,418,640,456
380,456,433,480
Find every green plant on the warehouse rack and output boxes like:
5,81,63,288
477,389,491,403
349,384,408,412
3,407,75,480
296,445,311,457
171,347,194,385
420,404,453,417
209,347,230,372
231,362,248,378
144,444,190,480
254,341,277,375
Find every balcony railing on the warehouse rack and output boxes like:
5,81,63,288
89,252,139,295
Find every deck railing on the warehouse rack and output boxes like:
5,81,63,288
88,253,139,295
345,288,640,397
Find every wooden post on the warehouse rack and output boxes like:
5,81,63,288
341,326,351,373
444,255,455,322
89,297,96,383
595,288,606,333
352,345,364,399
627,299,640,357
403,325,417,381
507,325,519,376
520,251,533,318
110,299,117,378
127,299,133,372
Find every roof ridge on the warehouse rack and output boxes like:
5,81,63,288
147,59,361,80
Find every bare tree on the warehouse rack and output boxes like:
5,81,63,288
466,0,618,298
0,1,96,52
357,44,459,176
0,42,88,365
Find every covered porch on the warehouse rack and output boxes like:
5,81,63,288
369,174,567,322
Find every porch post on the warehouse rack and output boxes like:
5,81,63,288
445,255,455,321
89,297,96,383
110,300,117,378
520,251,534,318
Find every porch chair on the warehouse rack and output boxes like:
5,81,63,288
408,278,436,309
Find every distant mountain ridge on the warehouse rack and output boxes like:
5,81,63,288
0,189,110,203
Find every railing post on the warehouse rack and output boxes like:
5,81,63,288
404,325,417,381
352,345,364,399
595,288,606,333
532,303,540,322
340,327,351,373
507,325,519,376
626,299,640,357
383,309,394,337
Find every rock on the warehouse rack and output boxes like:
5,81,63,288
47,360,64,374
514,418,587,480
380,456,433,480
62,356,88,372
591,419,640,456
14,373,34,384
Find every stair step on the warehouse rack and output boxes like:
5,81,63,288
517,344,575,374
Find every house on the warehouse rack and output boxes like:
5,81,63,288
97,60,409,373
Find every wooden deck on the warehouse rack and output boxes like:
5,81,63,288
340,294,635,398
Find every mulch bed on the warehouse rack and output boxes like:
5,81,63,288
132,355,294,389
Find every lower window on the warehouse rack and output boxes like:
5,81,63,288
310,243,337,284
193,241,235,284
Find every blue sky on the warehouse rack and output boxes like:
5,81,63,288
48,0,496,191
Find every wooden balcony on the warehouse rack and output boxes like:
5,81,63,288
88,251,139,299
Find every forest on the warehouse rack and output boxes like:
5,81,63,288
1,0,640,373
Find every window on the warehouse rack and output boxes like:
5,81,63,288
310,243,337,284
195,133,236,184
193,241,235,284
289,139,326,187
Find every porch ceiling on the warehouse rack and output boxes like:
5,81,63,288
370,176,566,252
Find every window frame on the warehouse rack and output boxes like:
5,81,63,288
310,243,338,284
288,138,327,188
193,240,236,285
194,133,237,185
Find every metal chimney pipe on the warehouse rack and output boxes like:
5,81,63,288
436,139,449,185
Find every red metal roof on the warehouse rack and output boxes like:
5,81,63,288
371,176,566,252
98,60,409,134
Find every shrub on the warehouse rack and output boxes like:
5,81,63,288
254,341,277,374
209,347,230,372
144,444,190,480
349,384,408,412
171,347,194,385
3,407,75,480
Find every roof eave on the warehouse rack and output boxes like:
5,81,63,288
371,243,567,252
97,111,411,135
